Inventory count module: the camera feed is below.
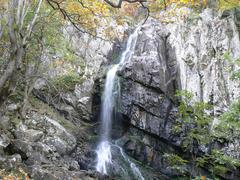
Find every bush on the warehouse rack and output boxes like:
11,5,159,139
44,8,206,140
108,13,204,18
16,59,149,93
213,101,240,141
50,71,84,92
163,153,188,174
174,90,213,152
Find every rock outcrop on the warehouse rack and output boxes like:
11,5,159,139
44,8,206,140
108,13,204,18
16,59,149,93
0,107,98,179
118,8,240,178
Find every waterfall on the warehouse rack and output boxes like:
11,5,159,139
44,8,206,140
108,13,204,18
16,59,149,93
95,66,117,174
96,26,142,176
113,144,145,180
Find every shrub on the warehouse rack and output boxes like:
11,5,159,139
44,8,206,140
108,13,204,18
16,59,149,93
50,71,84,92
174,90,213,153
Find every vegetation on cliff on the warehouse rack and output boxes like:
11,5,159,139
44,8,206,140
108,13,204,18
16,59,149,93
0,0,240,179
169,52,240,178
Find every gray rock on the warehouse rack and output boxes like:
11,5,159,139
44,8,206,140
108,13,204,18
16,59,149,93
43,136,68,155
117,8,240,178
120,79,180,146
0,133,10,148
26,114,77,153
30,165,98,180
120,9,240,122
12,140,33,154
14,129,44,142
25,151,49,166
4,154,22,170
7,104,19,111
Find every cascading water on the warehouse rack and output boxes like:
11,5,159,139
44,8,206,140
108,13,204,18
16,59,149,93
96,66,117,174
113,144,145,180
96,26,143,177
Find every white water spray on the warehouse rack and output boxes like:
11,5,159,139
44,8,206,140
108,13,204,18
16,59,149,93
114,144,145,180
96,26,142,175
96,66,117,174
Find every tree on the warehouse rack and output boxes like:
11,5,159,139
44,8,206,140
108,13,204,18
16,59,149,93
0,0,148,117
0,0,43,104
0,0,66,116
148,0,240,13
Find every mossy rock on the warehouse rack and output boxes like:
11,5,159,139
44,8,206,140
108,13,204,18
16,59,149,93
29,96,79,135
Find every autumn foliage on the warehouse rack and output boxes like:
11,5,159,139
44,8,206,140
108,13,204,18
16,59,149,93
149,0,240,12
64,0,111,31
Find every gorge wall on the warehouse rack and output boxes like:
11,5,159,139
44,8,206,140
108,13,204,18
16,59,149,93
117,8,240,179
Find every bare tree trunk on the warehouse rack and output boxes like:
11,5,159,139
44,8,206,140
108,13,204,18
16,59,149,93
0,46,24,95
21,83,29,118
0,61,15,92
0,0,43,109
21,79,36,118
21,62,32,118
21,57,41,118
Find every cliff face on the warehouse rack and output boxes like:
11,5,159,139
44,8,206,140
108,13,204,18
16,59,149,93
118,8,240,178
121,8,240,117
34,25,115,123
167,8,240,116
1,5,240,179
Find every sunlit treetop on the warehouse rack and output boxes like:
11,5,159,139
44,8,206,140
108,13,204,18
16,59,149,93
1,0,240,41
46,0,240,36
218,0,240,10
148,0,240,22
149,0,207,12
46,0,147,39
148,0,240,11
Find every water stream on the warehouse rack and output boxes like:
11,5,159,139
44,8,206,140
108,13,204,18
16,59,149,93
113,144,145,180
96,26,143,178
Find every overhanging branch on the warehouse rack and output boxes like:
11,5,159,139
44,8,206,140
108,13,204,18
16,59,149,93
104,0,147,8
46,0,149,40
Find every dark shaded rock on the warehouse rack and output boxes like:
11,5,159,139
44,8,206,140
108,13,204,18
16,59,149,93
119,79,181,147
3,154,22,170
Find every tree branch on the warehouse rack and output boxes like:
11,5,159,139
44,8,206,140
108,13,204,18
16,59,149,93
23,0,43,44
46,0,114,42
104,0,146,8
46,0,149,41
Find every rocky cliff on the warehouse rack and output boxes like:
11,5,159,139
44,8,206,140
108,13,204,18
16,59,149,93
117,8,240,179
